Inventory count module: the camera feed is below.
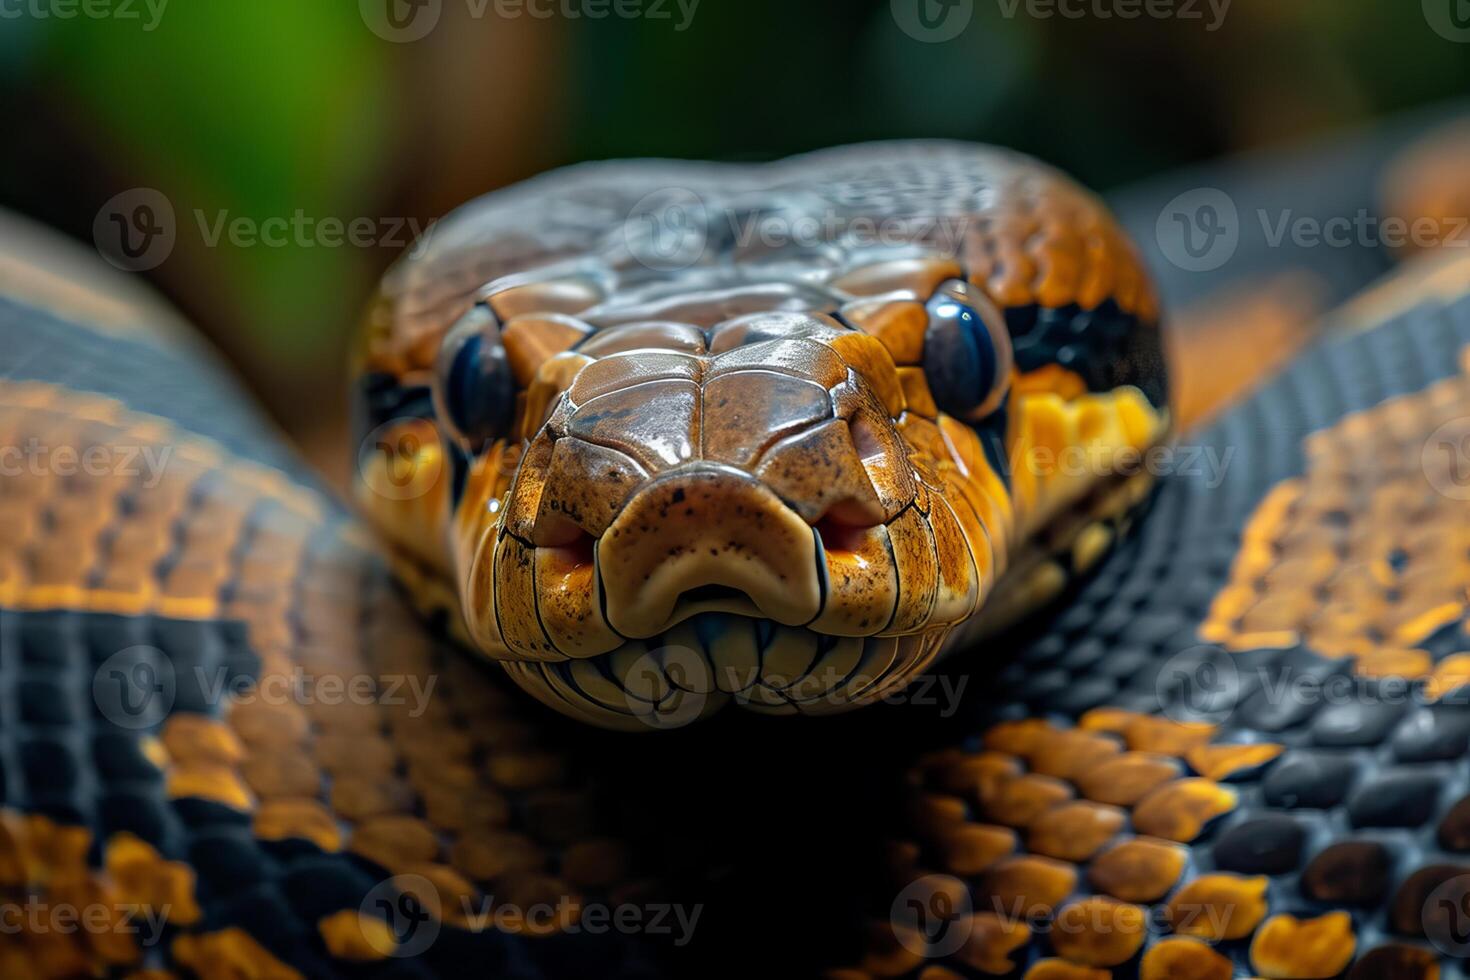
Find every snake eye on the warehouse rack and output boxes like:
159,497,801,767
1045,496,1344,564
433,303,516,448
922,279,1013,420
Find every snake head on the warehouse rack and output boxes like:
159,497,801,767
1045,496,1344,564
357,144,1170,729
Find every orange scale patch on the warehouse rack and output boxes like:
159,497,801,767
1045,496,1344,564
348,816,442,874
1023,959,1112,980
979,773,1075,828
983,718,1058,756
1025,729,1124,781
928,751,1023,799
1167,874,1269,941
909,793,970,839
1131,779,1236,842
978,855,1079,919
1425,654,1470,701
1185,743,1283,781
1027,802,1125,862
1075,753,1181,807
936,823,1019,876
1120,716,1216,757
1352,648,1434,682
1140,937,1234,980
173,928,304,980
1087,837,1188,904
1051,896,1148,968
253,799,343,852
1249,912,1356,980
319,909,397,961
952,912,1032,975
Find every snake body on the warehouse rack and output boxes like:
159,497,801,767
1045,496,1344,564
355,143,1170,728
0,143,1467,979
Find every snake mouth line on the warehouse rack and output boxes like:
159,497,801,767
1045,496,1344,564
500,614,951,730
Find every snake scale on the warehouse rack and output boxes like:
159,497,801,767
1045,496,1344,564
0,141,1467,979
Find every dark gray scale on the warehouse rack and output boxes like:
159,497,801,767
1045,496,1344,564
1347,768,1449,829
1263,752,1362,809
1300,840,1394,905
1212,815,1307,875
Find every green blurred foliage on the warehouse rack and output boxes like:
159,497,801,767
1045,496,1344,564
25,0,393,362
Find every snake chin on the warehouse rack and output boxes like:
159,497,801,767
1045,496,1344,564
498,614,951,731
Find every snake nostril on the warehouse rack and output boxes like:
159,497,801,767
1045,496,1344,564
545,528,596,570
814,512,877,554
848,413,886,462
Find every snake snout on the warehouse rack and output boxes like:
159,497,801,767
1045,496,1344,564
595,467,825,638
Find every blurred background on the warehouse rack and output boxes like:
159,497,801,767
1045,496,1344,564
1,0,1468,474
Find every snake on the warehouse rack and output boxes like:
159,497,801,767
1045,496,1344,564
0,141,1466,979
